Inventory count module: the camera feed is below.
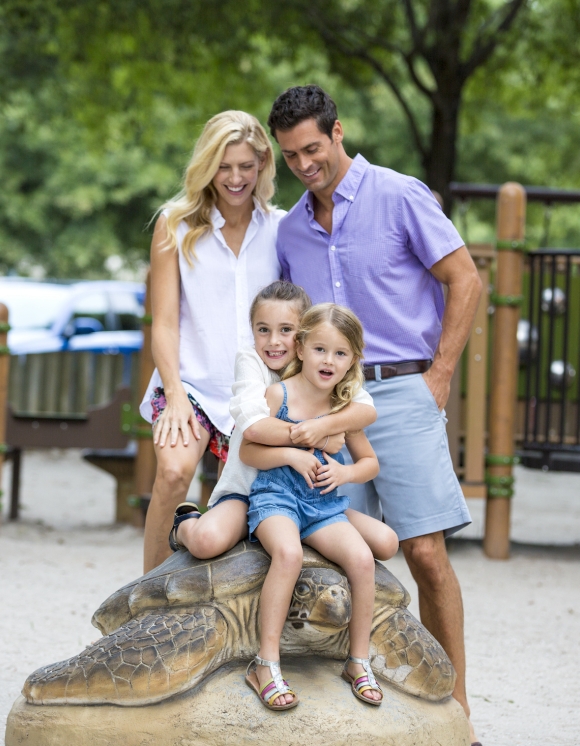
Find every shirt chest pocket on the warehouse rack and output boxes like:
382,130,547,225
346,238,391,279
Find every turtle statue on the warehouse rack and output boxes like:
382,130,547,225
23,541,455,707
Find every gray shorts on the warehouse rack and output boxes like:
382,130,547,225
340,373,471,542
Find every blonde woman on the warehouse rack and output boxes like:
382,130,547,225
140,111,284,572
240,304,397,710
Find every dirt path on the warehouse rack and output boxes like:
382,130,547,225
1,450,579,745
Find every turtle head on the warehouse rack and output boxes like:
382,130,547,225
287,568,351,632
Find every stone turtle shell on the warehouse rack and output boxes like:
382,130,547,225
93,541,409,636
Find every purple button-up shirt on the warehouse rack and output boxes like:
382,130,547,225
276,155,464,365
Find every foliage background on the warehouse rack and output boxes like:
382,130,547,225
1,0,579,279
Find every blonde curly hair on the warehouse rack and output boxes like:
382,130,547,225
160,111,276,267
282,303,365,413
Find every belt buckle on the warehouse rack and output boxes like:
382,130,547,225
374,364,382,382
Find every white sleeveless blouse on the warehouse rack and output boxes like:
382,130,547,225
140,200,285,434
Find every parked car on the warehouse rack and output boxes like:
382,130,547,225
0,278,145,355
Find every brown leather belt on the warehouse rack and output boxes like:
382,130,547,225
363,359,432,381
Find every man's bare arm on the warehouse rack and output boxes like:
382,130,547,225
425,245,482,409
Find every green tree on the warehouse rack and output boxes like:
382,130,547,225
243,0,528,212
1,0,578,276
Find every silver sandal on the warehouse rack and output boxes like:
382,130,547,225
245,655,299,711
341,655,383,706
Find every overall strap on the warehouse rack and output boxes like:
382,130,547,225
279,381,288,407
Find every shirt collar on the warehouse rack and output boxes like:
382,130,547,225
210,205,226,231
304,153,369,214
211,197,267,232
334,154,368,203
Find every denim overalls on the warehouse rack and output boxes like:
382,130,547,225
247,382,350,541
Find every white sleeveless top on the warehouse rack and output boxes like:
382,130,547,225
140,200,285,434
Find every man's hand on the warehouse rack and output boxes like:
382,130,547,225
287,448,320,489
289,419,328,447
422,366,451,411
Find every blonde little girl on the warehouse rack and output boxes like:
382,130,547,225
241,303,397,710
170,282,397,563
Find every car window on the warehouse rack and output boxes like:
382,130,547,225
109,291,144,331
0,283,70,329
70,292,110,330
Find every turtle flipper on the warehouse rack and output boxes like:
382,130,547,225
370,608,456,701
23,606,228,706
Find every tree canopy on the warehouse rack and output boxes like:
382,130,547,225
1,0,579,278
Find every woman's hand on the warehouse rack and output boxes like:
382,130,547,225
289,419,328,448
154,390,201,447
315,453,352,495
287,448,320,489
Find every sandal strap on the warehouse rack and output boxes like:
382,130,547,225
247,656,292,699
353,675,379,696
345,655,382,692
174,512,200,527
259,678,295,705
254,654,279,668
168,504,201,552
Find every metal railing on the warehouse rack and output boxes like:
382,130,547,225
450,183,580,204
520,249,580,470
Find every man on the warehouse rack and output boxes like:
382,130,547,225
268,85,483,745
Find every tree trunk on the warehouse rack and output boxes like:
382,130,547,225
423,95,461,216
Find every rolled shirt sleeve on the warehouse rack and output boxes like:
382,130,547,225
229,348,272,433
402,179,465,270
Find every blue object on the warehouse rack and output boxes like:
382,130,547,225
247,382,350,542
0,278,145,354
339,373,472,541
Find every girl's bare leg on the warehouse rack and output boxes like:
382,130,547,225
345,508,399,561
143,429,210,573
304,521,382,702
177,499,248,559
253,516,303,706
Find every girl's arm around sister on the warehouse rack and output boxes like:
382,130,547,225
240,383,379,493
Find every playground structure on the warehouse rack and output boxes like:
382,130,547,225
1,182,580,559
7,540,471,746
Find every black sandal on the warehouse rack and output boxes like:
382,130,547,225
168,502,201,551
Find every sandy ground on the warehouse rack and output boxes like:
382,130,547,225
1,450,580,745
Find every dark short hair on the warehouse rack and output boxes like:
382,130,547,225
250,280,312,325
267,85,338,140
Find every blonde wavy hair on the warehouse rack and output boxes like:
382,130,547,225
282,303,365,413
160,111,276,266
